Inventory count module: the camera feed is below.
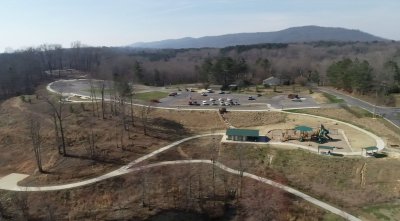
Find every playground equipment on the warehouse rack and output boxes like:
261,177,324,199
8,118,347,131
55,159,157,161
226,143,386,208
281,126,311,142
281,124,333,143
311,124,333,144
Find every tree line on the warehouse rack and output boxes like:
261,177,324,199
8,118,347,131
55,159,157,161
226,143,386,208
1,41,400,101
327,57,400,94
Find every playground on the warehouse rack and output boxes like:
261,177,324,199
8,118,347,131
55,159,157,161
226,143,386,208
222,112,379,156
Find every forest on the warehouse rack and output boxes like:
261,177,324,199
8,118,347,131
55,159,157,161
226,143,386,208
1,41,400,100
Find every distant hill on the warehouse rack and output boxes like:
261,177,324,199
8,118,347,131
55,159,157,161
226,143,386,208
130,26,388,49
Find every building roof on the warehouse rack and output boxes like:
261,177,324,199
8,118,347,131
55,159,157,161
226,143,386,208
363,146,378,151
294,125,313,132
318,145,335,150
226,128,259,137
264,76,280,81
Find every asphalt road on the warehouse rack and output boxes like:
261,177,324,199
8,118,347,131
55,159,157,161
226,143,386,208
318,87,400,128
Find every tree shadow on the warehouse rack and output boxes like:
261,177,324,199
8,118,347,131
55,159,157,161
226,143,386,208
372,152,388,158
66,153,125,166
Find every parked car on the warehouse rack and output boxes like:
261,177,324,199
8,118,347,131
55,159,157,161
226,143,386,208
169,92,177,96
201,92,208,96
209,98,216,102
248,96,255,100
207,89,214,93
234,101,240,105
218,97,225,101
220,101,226,106
218,91,225,94
211,101,218,105
202,100,209,105
224,102,231,106
226,98,232,102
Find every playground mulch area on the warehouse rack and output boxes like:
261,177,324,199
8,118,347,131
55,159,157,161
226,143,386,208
247,113,376,153
267,129,352,153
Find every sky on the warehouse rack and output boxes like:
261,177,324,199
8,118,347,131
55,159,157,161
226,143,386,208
0,0,399,51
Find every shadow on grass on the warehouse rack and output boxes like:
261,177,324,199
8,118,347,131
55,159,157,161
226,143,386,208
66,153,125,166
373,153,388,158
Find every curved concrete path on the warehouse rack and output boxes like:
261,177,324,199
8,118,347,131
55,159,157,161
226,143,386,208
0,133,222,192
0,132,364,220
0,159,362,221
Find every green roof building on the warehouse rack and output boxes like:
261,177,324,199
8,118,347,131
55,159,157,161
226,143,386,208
226,128,259,142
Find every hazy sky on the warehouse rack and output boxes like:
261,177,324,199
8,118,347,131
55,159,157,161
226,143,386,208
1,0,399,51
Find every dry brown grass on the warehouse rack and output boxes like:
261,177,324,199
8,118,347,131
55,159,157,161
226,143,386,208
146,136,400,219
0,163,333,221
0,95,188,185
223,111,287,128
147,109,225,132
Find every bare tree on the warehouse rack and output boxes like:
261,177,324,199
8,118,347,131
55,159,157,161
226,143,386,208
29,117,43,173
140,104,152,135
129,92,135,127
101,82,106,119
139,170,147,207
87,116,96,159
235,144,245,201
51,112,61,154
46,95,67,156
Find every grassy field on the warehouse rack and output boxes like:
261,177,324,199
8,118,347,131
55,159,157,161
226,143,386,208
361,202,400,221
322,92,344,103
134,91,168,101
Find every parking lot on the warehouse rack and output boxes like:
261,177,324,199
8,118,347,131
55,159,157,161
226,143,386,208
48,79,320,110
158,89,319,110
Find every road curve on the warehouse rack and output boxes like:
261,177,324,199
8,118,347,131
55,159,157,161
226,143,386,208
318,87,400,128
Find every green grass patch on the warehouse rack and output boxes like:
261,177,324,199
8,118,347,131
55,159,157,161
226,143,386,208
322,93,344,103
134,91,168,101
323,213,346,221
362,202,400,221
339,104,373,118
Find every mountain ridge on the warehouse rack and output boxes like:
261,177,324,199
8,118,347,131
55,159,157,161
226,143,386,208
130,25,388,49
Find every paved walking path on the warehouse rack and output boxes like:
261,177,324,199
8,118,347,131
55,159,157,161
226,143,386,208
0,159,362,221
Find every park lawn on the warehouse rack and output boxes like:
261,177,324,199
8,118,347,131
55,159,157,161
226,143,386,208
322,92,344,103
135,91,168,101
361,202,400,221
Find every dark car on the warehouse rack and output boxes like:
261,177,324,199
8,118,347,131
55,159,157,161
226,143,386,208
169,92,178,96
248,96,256,100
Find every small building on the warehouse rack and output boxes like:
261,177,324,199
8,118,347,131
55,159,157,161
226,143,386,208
226,128,259,142
262,77,281,86
362,146,378,156
228,84,238,90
